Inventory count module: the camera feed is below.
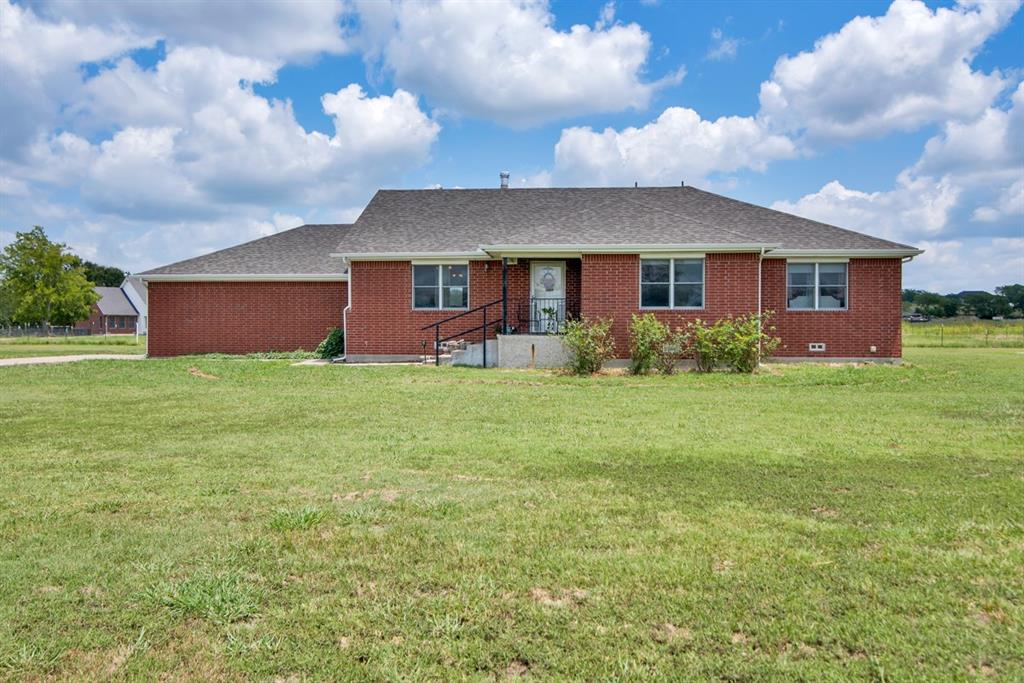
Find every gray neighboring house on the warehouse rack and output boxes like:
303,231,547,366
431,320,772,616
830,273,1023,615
121,275,148,334
77,285,140,334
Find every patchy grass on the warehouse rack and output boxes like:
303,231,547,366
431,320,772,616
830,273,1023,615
0,335,146,358
904,319,1024,348
0,349,1021,679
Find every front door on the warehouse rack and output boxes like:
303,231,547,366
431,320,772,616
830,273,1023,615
530,261,566,333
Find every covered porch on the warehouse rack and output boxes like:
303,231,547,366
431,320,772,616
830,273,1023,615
500,257,581,335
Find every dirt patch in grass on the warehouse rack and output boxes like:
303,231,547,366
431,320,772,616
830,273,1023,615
653,622,693,643
530,587,588,608
334,489,400,502
188,367,219,380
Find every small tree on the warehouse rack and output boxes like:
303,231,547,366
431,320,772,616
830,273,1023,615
654,328,688,375
0,226,98,328
563,317,615,375
721,312,780,373
683,318,729,372
74,258,127,287
628,313,669,375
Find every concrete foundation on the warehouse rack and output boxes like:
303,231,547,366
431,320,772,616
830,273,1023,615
497,334,570,369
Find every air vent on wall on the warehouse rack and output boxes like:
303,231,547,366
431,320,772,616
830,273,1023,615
808,342,826,352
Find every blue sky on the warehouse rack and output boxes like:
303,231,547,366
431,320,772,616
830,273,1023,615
1,0,1021,292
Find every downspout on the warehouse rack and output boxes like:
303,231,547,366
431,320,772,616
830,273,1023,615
341,260,351,362
757,247,765,362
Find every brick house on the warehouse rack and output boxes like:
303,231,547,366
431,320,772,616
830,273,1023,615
76,285,140,334
141,184,921,363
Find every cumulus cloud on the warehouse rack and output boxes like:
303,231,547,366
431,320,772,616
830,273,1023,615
357,0,680,126
758,0,1020,142
551,107,795,186
771,172,961,243
0,0,152,158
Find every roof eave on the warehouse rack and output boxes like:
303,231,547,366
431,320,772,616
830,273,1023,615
766,248,924,258
140,273,348,282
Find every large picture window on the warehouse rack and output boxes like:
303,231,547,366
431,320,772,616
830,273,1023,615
787,262,848,310
640,258,704,309
413,264,469,310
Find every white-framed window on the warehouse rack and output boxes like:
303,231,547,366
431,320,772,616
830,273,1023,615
640,258,704,309
413,264,469,310
787,262,848,310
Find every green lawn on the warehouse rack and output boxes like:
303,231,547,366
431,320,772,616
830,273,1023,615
1,349,1021,680
0,335,146,358
903,319,1024,348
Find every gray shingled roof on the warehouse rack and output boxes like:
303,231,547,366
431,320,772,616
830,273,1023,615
334,186,917,254
141,224,350,277
95,287,138,316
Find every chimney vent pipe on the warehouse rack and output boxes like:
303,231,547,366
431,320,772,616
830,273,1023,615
500,171,510,189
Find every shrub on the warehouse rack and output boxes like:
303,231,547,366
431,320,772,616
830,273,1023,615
563,317,615,375
655,329,689,375
722,312,780,373
628,313,669,375
315,327,344,359
683,313,780,373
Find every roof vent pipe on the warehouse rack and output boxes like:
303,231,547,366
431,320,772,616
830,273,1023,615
681,180,685,187
500,171,510,189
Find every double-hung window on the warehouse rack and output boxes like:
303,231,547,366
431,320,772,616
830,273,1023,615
640,258,704,309
413,264,469,310
787,262,848,310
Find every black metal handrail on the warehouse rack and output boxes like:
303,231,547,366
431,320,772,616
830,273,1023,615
420,299,504,366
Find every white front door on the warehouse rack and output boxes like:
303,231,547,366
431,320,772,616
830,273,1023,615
530,261,566,333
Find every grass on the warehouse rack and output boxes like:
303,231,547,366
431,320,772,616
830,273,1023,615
0,349,1021,680
0,335,146,358
903,319,1024,348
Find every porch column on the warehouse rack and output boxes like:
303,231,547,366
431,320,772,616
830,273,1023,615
501,257,508,334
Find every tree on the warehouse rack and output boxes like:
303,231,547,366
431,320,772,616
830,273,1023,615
0,282,16,326
0,226,98,327
995,284,1024,315
75,259,126,287
913,291,960,318
960,291,1011,320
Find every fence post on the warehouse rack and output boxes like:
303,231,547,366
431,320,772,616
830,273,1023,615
986,328,990,347
940,325,943,347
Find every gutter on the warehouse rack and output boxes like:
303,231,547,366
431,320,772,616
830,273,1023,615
139,273,348,282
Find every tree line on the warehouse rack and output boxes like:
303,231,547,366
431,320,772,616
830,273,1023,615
903,285,1024,319
0,227,127,327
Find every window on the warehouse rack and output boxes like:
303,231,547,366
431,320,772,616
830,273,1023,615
640,258,704,308
413,264,469,309
787,262,847,310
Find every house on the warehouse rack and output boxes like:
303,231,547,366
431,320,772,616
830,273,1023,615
141,183,922,364
76,285,139,334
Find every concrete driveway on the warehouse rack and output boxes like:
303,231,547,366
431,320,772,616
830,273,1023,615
0,354,146,367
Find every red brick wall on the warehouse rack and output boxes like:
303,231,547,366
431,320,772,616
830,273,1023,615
345,254,903,359
580,253,760,357
763,258,903,358
580,254,902,359
148,281,345,357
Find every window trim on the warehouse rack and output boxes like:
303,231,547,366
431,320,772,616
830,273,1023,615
411,263,470,311
638,257,705,310
786,261,849,311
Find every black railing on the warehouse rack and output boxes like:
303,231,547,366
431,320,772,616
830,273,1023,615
420,299,505,366
518,297,567,335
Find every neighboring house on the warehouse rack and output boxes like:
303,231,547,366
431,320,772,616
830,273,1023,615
121,275,149,334
141,183,922,363
76,285,139,334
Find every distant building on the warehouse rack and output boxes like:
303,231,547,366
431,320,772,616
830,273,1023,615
121,275,148,334
76,279,144,334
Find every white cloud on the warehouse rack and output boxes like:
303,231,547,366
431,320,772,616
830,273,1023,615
32,0,351,62
908,238,1024,292
551,107,795,186
706,28,739,61
358,0,678,126
758,0,1020,142
0,0,152,158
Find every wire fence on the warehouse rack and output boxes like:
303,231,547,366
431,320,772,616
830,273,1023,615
903,321,1024,348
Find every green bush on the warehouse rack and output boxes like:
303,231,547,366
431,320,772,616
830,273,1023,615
315,327,344,359
655,329,689,375
628,313,669,375
683,312,779,373
563,317,616,375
